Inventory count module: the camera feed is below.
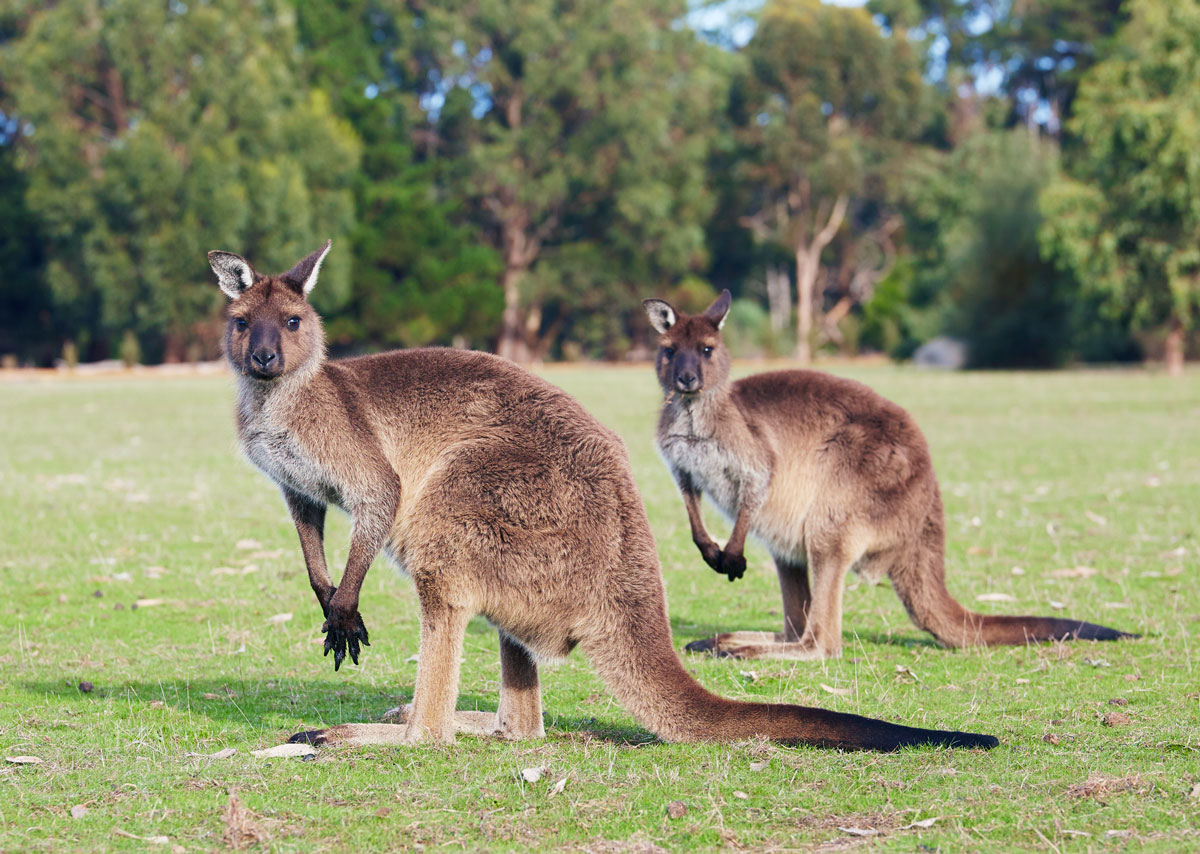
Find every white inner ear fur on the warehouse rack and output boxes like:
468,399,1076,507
716,309,728,330
302,241,332,296
210,253,254,300
645,300,676,334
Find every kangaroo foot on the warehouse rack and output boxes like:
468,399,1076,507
689,632,838,660
686,630,780,654
289,722,440,747
381,705,541,739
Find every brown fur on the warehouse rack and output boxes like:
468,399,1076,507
644,291,1137,660
207,245,999,751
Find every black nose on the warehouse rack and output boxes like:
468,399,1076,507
251,349,277,369
675,373,699,392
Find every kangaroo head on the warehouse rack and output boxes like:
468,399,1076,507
208,241,330,382
642,290,732,398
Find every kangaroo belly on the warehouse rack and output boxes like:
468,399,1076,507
659,435,741,520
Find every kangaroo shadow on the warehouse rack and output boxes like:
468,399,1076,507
22,678,657,746
669,615,941,651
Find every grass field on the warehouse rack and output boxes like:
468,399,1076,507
2,362,1198,852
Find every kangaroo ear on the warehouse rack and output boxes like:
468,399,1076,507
282,239,332,296
703,289,732,330
208,251,258,300
642,299,677,334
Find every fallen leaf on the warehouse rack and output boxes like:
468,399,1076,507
134,598,165,608
976,592,1017,603
202,693,219,700
520,766,544,783
1015,678,1030,685
403,654,419,663
1085,511,1108,526
819,683,853,696
204,748,237,759
1103,601,1130,609
548,777,567,797
240,565,259,575
838,827,879,837
149,700,164,709
1062,830,1091,837
749,761,767,772
732,790,749,800
1105,829,1133,838
113,572,133,582
901,817,938,830
5,756,43,765
70,805,88,819
113,829,170,845
235,539,262,550
266,613,293,625
1048,600,1066,610
894,664,920,682
1050,566,1098,579
251,743,315,759
739,670,759,683
666,800,687,819
1011,566,1026,576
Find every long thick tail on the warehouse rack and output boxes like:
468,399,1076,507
890,519,1138,647
583,550,997,751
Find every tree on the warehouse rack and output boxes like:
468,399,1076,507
293,1,503,352
869,0,1127,134
3,0,359,361
737,0,933,362
1039,0,1200,375
408,0,722,362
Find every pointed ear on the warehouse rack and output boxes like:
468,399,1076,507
642,299,677,335
703,289,732,330
208,251,257,300
282,239,332,296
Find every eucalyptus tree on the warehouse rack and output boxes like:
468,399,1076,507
1040,0,1200,374
3,0,358,361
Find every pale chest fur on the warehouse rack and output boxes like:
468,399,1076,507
238,382,339,507
656,397,767,524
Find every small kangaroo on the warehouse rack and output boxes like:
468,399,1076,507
643,291,1136,660
205,242,997,751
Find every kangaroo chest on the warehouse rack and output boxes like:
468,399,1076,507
657,404,758,522
238,394,339,507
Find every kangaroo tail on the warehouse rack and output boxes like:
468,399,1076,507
890,517,1138,647
584,524,997,751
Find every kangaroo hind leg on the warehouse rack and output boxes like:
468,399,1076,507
381,629,545,739
685,555,813,656
707,547,848,660
291,598,472,747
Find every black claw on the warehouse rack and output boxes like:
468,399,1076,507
333,646,345,671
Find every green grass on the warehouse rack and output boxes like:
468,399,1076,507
2,363,1198,852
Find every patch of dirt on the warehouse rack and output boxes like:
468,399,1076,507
222,792,270,849
580,834,668,854
1067,775,1148,800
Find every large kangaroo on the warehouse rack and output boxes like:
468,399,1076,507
206,243,997,751
643,291,1135,661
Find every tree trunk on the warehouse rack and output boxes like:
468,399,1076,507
792,194,849,364
794,247,817,364
1165,317,1185,377
496,264,529,364
765,264,790,333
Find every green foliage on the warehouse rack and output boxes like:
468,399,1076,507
4,0,359,361
1040,0,1200,339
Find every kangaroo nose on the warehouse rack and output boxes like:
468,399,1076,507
252,349,277,369
675,373,699,392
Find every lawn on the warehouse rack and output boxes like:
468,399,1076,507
1,362,1198,852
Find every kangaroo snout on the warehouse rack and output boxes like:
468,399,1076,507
675,372,700,393
252,349,278,369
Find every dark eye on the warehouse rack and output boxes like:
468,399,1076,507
663,347,675,358
286,316,300,331
234,318,248,332
703,346,713,357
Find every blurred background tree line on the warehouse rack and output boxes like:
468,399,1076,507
0,0,1195,371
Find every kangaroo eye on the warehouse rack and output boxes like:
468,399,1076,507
663,347,675,358
286,317,301,331
234,318,248,332
703,346,713,357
